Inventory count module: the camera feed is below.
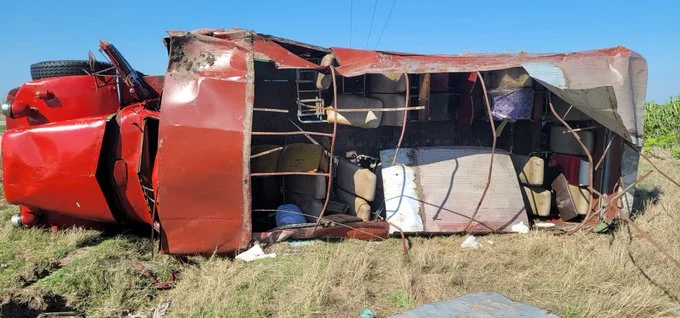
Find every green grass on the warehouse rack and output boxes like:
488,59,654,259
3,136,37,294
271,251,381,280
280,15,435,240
2,104,680,316
644,96,680,158
1,159,680,317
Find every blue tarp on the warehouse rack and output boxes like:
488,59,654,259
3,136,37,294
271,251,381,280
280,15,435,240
390,292,558,318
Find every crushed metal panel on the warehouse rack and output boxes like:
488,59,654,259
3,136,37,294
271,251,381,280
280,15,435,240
539,82,632,142
522,48,648,144
332,47,562,77
156,31,252,254
252,36,320,69
381,147,528,233
331,46,646,145
2,115,115,222
114,106,158,225
257,32,331,55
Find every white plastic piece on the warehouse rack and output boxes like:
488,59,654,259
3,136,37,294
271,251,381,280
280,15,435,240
461,235,482,249
382,163,424,233
533,221,556,228
511,221,530,234
235,244,276,262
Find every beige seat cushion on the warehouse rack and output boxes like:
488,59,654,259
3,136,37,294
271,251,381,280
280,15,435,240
326,94,383,129
336,158,377,201
250,144,281,173
510,155,545,186
277,143,325,172
370,93,406,127
335,188,371,221
569,185,591,215
368,73,407,93
315,54,335,90
490,67,533,88
521,186,551,217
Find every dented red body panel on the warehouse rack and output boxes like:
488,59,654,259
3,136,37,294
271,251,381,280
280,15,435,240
2,115,115,223
7,75,120,129
113,105,159,225
156,31,253,254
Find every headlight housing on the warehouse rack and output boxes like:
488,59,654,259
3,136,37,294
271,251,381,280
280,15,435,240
1,102,11,117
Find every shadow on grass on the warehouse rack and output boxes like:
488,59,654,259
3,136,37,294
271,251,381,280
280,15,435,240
0,291,80,318
632,186,663,218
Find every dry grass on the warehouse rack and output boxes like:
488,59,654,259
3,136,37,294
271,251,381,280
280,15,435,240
1,157,680,317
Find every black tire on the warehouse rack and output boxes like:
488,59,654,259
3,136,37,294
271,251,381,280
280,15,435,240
30,60,115,80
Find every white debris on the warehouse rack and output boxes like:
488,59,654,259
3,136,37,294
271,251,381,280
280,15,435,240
235,244,276,262
153,300,171,318
511,221,530,234
461,235,482,249
533,221,556,228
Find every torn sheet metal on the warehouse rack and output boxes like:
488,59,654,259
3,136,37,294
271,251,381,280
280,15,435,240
381,147,528,233
252,37,320,69
178,28,647,145
114,106,159,225
331,45,646,144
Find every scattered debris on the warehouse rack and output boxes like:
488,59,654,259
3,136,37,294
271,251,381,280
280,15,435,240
360,308,377,318
131,261,175,289
235,244,276,262
152,300,171,318
461,235,482,249
511,221,530,234
533,221,556,229
288,240,317,248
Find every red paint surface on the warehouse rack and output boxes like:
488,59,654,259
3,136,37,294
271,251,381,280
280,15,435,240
2,115,115,222
156,33,251,254
0,29,638,254
253,37,319,69
549,154,581,185
331,46,634,77
114,105,159,225
7,75,120,129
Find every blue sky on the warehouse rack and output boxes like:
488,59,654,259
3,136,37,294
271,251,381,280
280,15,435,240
1,0,678,103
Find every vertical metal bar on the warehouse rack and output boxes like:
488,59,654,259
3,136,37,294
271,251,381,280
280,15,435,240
417,73,430,122
595,134,614,171
464,71,497,232
549,98,596,235
391,73,411,165
315,66,340,227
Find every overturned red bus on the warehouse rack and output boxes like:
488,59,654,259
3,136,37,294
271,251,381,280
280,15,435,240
2,28,648,254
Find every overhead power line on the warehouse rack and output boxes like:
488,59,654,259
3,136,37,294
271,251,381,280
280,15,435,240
374,0,397,49
365,0,378,49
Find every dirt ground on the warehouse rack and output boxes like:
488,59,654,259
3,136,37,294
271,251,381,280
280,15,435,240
1,156,679,317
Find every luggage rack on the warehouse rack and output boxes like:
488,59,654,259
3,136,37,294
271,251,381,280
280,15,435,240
296,69,326,123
